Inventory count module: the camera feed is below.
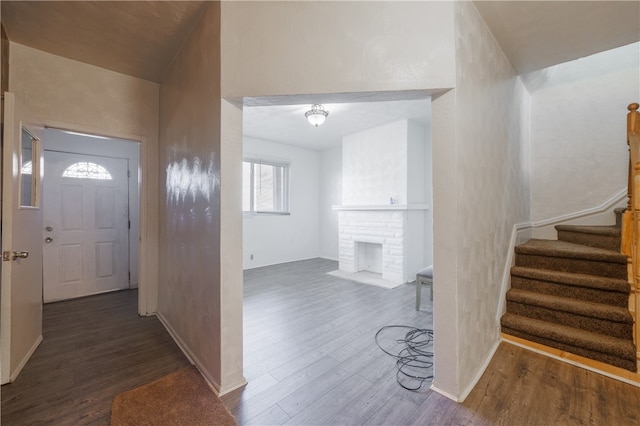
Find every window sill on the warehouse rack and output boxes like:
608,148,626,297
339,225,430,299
243,211,291,217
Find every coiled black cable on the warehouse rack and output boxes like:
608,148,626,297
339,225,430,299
375,325,434,391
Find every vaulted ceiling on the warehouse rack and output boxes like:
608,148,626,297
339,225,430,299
1,1,209,83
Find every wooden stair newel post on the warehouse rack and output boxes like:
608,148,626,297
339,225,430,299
625,102,640,363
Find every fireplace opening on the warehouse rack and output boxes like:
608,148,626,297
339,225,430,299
357,242,383,274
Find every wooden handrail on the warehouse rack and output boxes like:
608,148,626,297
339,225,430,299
622,102,640,366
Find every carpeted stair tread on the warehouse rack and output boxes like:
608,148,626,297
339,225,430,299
510,266,629,307
555,225,621,251
510,266,629,294
515,239,626,264
555,224,620,237
515,239,627,279
506,289,633,324
501,313,637,365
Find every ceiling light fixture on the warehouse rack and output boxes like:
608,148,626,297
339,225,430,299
305,104,329,127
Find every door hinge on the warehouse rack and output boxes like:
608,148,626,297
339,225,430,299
127,169,131,178
128,220,131,229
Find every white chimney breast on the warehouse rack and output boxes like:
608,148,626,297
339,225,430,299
338,119,428,285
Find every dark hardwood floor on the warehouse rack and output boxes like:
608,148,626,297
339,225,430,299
2,258,640,425
0,289,190,425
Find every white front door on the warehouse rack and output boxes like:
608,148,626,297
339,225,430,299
42,151,130,303
1,92,44,384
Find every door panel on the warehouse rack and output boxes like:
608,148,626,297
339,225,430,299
43,151,129,303
1,92,44,384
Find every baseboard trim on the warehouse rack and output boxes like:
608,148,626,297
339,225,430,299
530,188,627,228
319,255,339,262
156,312,223,395
243,256,326,270
458,338,501,402
429,338,501,402
502,333,640,387
497,222,531,322
10,335,43,383
429,383,460,402
218,377,248,396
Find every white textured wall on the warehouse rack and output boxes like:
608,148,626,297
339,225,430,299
343,120,409,205
528,42,640,222
412,116,434,268
221,1,455,98
158,3,244,393
407,120,427,204
8,42,160,314
432,2,530,399
243,137,320,269
319,147,342,261
220,99,246,393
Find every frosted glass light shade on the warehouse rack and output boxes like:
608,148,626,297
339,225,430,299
305,104,329,127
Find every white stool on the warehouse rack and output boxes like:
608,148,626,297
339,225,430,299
416,265,433,310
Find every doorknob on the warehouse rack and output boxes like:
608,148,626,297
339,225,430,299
2,251,29,261
45,237,53,243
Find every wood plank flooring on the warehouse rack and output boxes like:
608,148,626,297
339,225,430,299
223,258,640,425
2,258,640,425
0,289,190,425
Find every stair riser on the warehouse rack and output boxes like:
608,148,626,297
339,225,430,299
506,301,633,340
556,231,620,252
515,253,626,280
510,276,628,307
501,328,636,372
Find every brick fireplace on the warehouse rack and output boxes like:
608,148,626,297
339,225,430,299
336,206,426,285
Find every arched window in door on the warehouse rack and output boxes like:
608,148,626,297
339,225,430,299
62,162,113,180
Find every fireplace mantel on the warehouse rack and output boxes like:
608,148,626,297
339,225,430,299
332,204,429,211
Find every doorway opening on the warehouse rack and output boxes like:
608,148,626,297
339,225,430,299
237,90,435,390
42,128,141,303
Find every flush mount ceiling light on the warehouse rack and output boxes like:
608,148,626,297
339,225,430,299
305,104,329,127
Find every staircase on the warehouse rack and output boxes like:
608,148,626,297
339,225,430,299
500,209,637,372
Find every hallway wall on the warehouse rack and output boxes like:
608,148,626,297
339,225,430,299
157,2,244,394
